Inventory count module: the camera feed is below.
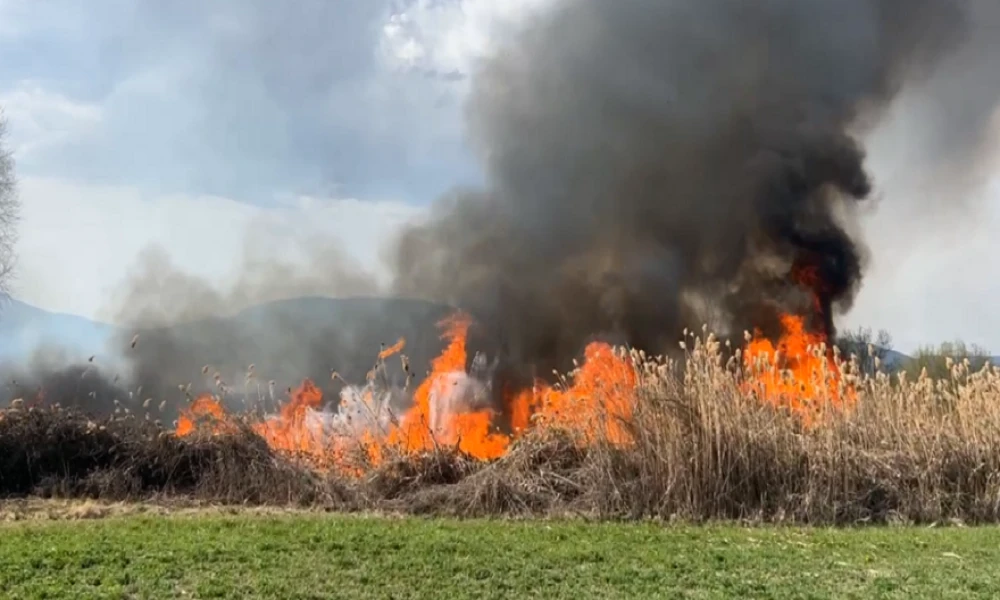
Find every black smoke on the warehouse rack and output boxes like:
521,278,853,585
391,0,997,375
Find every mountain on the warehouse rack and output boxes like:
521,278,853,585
881,348,912,370
0,299,116,362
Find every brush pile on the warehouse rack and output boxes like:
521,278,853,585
0,404,330,505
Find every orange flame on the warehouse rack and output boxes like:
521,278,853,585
176,395,234,436
742,264,856,419
744,314,843,411
174,311,640,469
174,297,851,470
378,338,406,360
387,312,510,458
511,342,637,445
252,380,325,454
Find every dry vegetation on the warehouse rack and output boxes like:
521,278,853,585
3,330,1000,525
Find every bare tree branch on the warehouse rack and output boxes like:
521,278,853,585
0,108,20,298
836,326,895,376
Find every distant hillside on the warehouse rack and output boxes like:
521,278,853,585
0,296,455,366
837,347,998,373
881,349,912,370
0,299,115,361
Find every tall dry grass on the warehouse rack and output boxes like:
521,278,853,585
4,329,1000,524
468,330,1000,523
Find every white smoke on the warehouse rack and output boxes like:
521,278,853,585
275,349,500,446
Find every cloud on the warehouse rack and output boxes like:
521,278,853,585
0,81,102,163
842,0,1000,353
0,0,90,40
14,176,423,321
0,0,534,328
0,0,484,203
0,1,559,202
380,0,551,78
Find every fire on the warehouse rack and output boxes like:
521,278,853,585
176,395,234,436
252,380,325,455
509,342,637,445
173,312,640,469
742,264,856,417
378,338,406,360
387,312,510,458
743,314,847,413
174,282,852,469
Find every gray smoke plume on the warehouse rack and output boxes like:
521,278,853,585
1,347,129,415
865,0,1000,228
391,0,1000,376
98,231,452,418
4,231,451,419
107,236,379,327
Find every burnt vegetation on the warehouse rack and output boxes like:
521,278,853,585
0,405,330,505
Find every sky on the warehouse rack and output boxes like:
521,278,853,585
0,0,998,354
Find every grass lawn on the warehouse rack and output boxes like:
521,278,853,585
1,511,998,599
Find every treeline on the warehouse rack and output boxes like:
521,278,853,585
835,327,993,379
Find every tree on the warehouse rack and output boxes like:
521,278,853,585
906,340,992,381
835,326,895,377
0,109,19,297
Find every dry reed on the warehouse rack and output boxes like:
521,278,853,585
3,329,1000,524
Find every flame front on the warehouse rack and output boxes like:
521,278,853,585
388,312,510,458
176,395,232,436
252,380,325,454
743,314,850,416
176,302,853,470
742,264,857,419
508,342,637,445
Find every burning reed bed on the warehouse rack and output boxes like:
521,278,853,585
3,330,1000,525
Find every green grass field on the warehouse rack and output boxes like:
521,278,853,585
1,512,998,599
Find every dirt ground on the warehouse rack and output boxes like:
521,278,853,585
0,497,339,522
